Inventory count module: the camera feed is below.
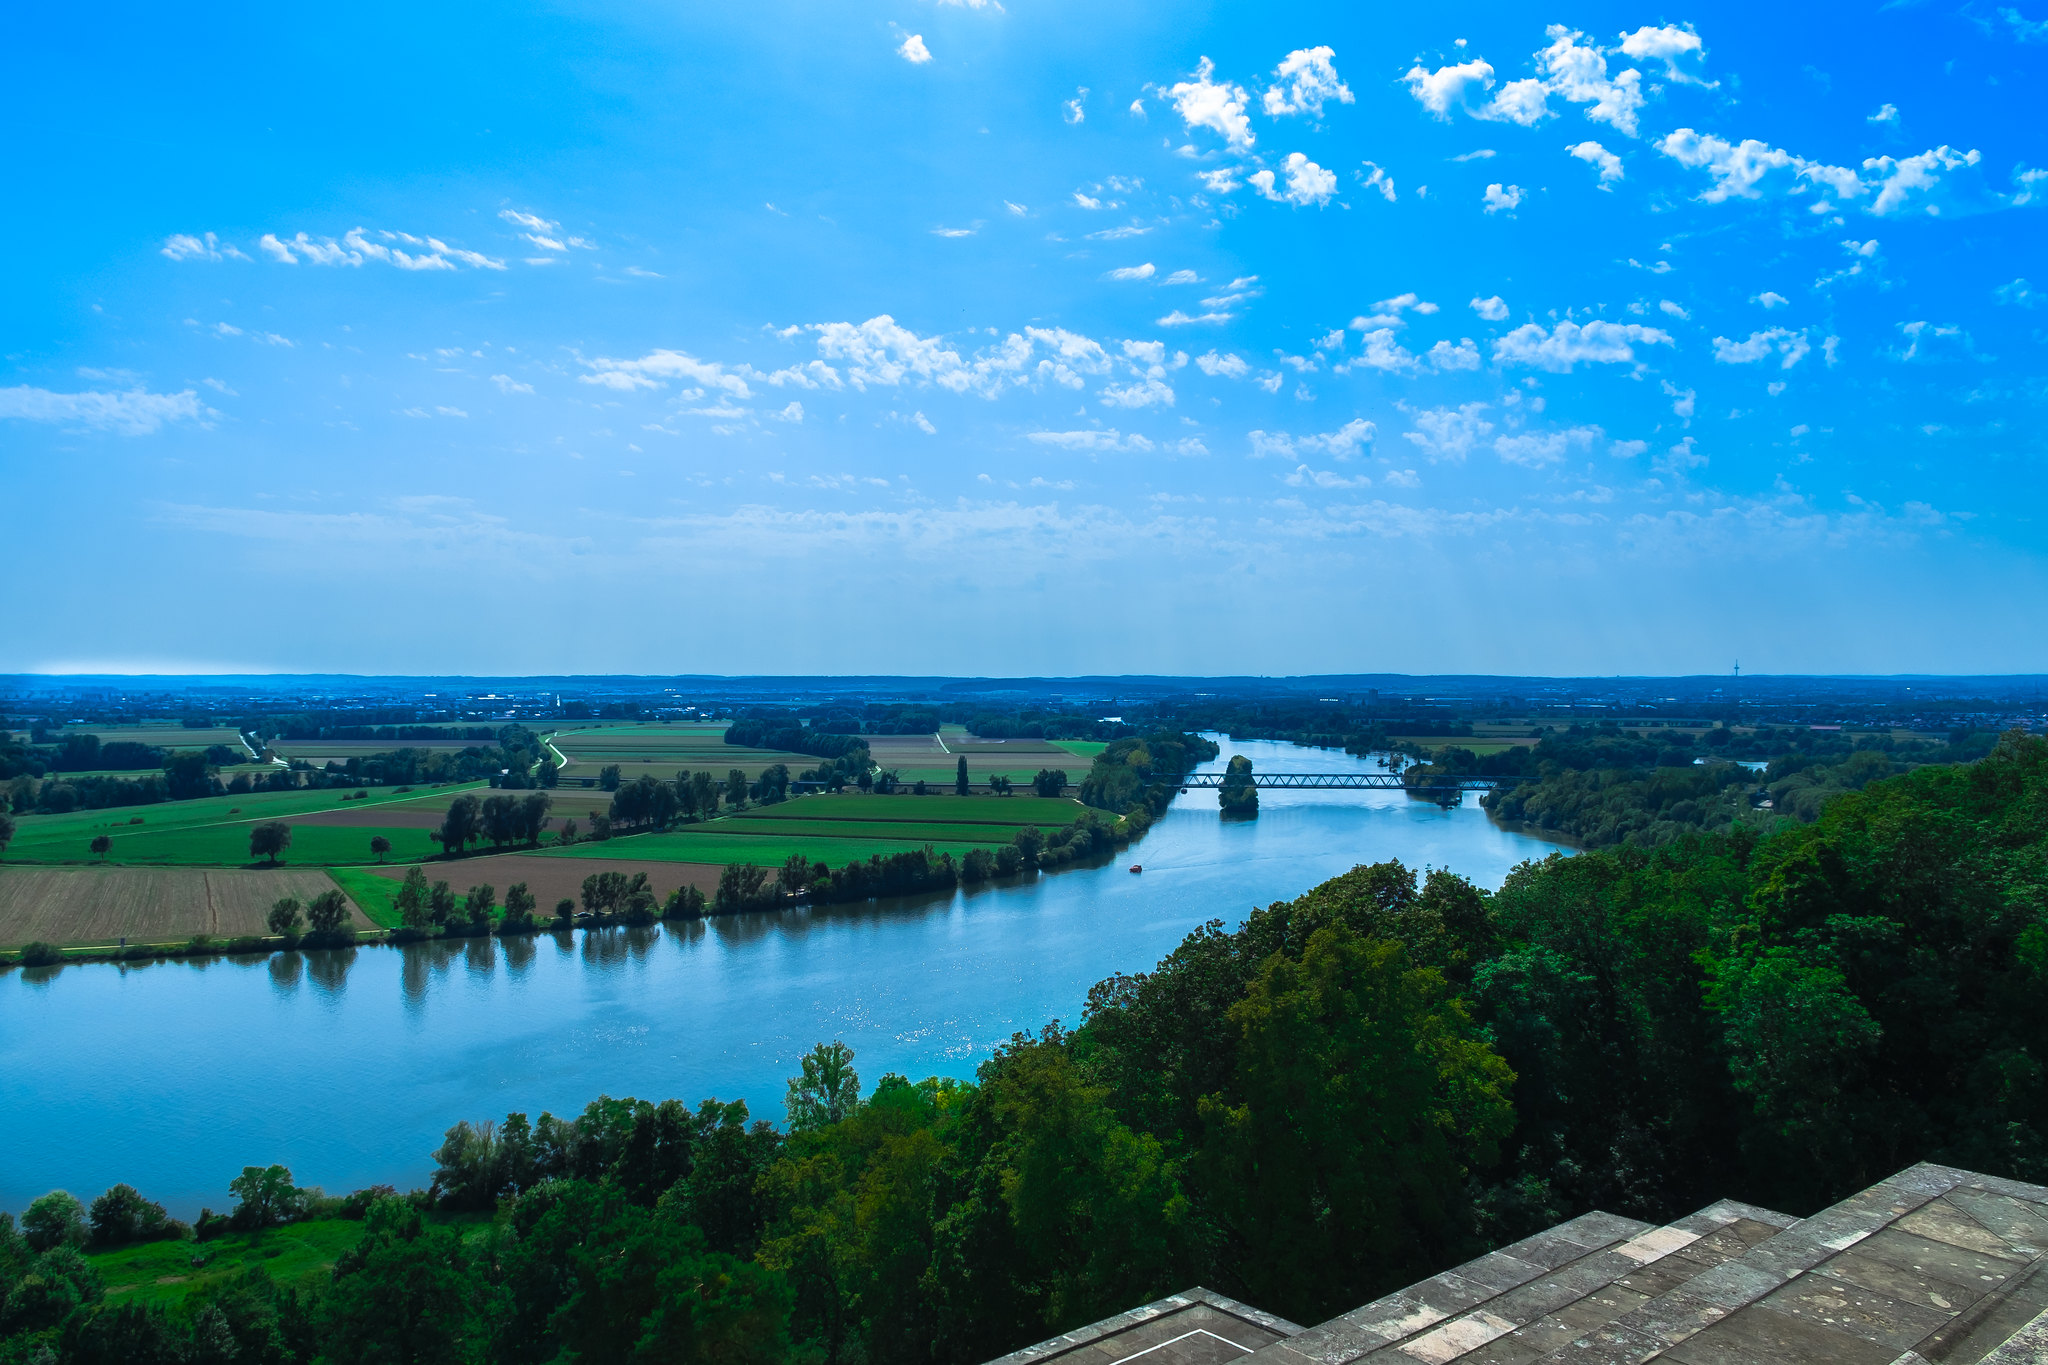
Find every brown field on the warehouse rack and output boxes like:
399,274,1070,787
0,867,371,947
363,855,718,911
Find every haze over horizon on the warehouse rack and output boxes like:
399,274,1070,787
5,1,2045,676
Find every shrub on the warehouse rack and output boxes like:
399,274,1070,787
20,940,64,967
88,1184,177,1248
22,1190,88,1251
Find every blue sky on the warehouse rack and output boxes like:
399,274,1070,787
4,0,2045,676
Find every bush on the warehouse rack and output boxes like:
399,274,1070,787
88,1183,178,1248
22,1190,88,1251
663,885,708,920
19,940,63,967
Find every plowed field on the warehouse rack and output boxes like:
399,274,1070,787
0,867,369,947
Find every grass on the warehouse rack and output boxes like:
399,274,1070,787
532,792,1097,869
46,725,249,751
326,866,406,927
93,1221,367,1310
3,783,489,867
1053,740,1110,759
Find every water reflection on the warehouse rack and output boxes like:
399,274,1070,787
305,946,355,996
462,935,496,976
268,951,304,993
502,934,537,976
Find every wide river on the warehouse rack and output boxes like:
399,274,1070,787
0,738,1570,1215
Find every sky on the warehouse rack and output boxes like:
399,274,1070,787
3,0,2045,677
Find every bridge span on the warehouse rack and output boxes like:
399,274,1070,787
1179,772,1507,793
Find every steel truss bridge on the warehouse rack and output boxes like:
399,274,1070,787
1179,772,1507,793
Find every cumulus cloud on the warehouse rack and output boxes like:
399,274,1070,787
1168,57,1254,149
1402,58,1495,119
814,317,1031,396
1426,339,1483,370
1754,291,1789,309
898,33,932,63
1107,263,1157,281
1494,425,1601,466
1345,330,1419,372
1284,465,1373,489
161,232,248,262
1869,103,1899,124
1195,350,1249,377
1996,278,2040,308
1163,269,1199,285
1662,380,1696,419
1712,328,1813,368
1478,79,1552,127
1097,378,1175,409
1263,46,1353,118
582,350,756,396
1028,429,1157,453
1656,129,1982,216
0,384,209,435
1471,295,1510,321
1535,27,1645,136
1248,418,1376,460
491,374,535,394
1492,319,1673,371
1567,140,1624,186
1483,183,1524,214
1064,88,1088,123
1616,23,1710,83
1158,310,1233,327
1250,152,1337,206
1025,328,1114,389
1892,320,1985,363
1402,403,1495,461
1814,237,1882,289
1357,162,1396,201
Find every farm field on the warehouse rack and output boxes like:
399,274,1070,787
0,866,370,947
549,723,816,782
268,736,499,760
536,791,1094,869
868,732,1082,784
2,784,489,866
23,725,250,751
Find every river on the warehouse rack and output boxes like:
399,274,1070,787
0,738,1570,1215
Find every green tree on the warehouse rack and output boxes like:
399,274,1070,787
778,855,813,900
1196,924,1514,1322
227,1165,306,1234
957,755,971,795
1033,768,1069,798
306,888,350,934
248,821,291,864
520,790,553,844
434,794,481,855
503,882,538,931
89,833,112,861
429,880,457,926
266,897,304,939
318,1197,480,1364
691,770,721,821
599,763,623,791
22,1190,88,1251
726,768,749,810
464,883,497,929
87,1184,172,1248
786,1041,862,1131
395,866,434,931
369,834,392,862
1218,754,1258,814
0,811,15,858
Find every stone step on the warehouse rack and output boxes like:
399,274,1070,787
1246,1198,1798,1365
1522,1163,2048,1365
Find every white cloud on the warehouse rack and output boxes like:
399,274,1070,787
2004,7,2048,41
1248,418,1376,460
1250,153,1337,206
1402,58,1495,119
1657,129,1982,216
1659,299,1689,319
1202,276,1262,309
1358,162,1396,201
1163,269,1199,285
1567,140,1623,186
1064,87,1088,123
1494,425,1601,466
1072,191,1103,210
1168,57,1254,149
1754,291,1789,309
0,385,208,435
773,401,804,423
1493,319,1673,371
1470,295,1509,321
898,33,932,63
491,374,534,394
1662,380,1696,419
1479,79,1552,127
1616,23,1710,83
1348,329,1418,372
1660,436,1708,474
435,406,469,418
1536,26,1645,137
1099,377,1175,408
1004,201,1028,216
2014,166,2048,206
213,321,243,337
1609,438,1649,458
1373,292,1438,318
161,232,247,262
256,228,504,271
805,318,1033,397
1892,320,1983,363
1814,237,1882,289
1027,429,1155,453
1086,224,1153,240
582,349,755,396
1427,339,1483,370
1712,327,1811,368
1197,169,1240,195
1284,464,1373,489
1107,263,1157,281
1158,310,1233,326
1195,350,1249,378
1263,46,1354,118
1026,327,1114,389
1383,468,1421,488
1483,183,1523,214
1453,149,1497,161
1868,103,1899,124
1996,278,2040,308
931,226,977,238
1129,99,1146,119
1402,403,1494,461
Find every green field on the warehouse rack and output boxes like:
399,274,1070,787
38,725,250,751
93,1220,369,1310
1053,740,1109,759
535,791,1098,868
2,784,488,867
550,723,815,781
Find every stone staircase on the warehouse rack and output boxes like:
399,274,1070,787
987,1164,2048,1365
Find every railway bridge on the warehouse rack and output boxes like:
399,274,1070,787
1178,772,1508,794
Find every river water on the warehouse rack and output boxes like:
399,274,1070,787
0,739,1570,1215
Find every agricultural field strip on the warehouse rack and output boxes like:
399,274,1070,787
536,833,1000,866
684,818,1030,844
746,794,1087,823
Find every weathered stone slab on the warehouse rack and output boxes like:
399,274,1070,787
1758,1271,1954,1350
1658,1302,1898,1365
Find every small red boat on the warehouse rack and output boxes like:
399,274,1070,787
1128,864,1142,874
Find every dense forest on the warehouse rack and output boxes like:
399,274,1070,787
3,731,2043,1363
